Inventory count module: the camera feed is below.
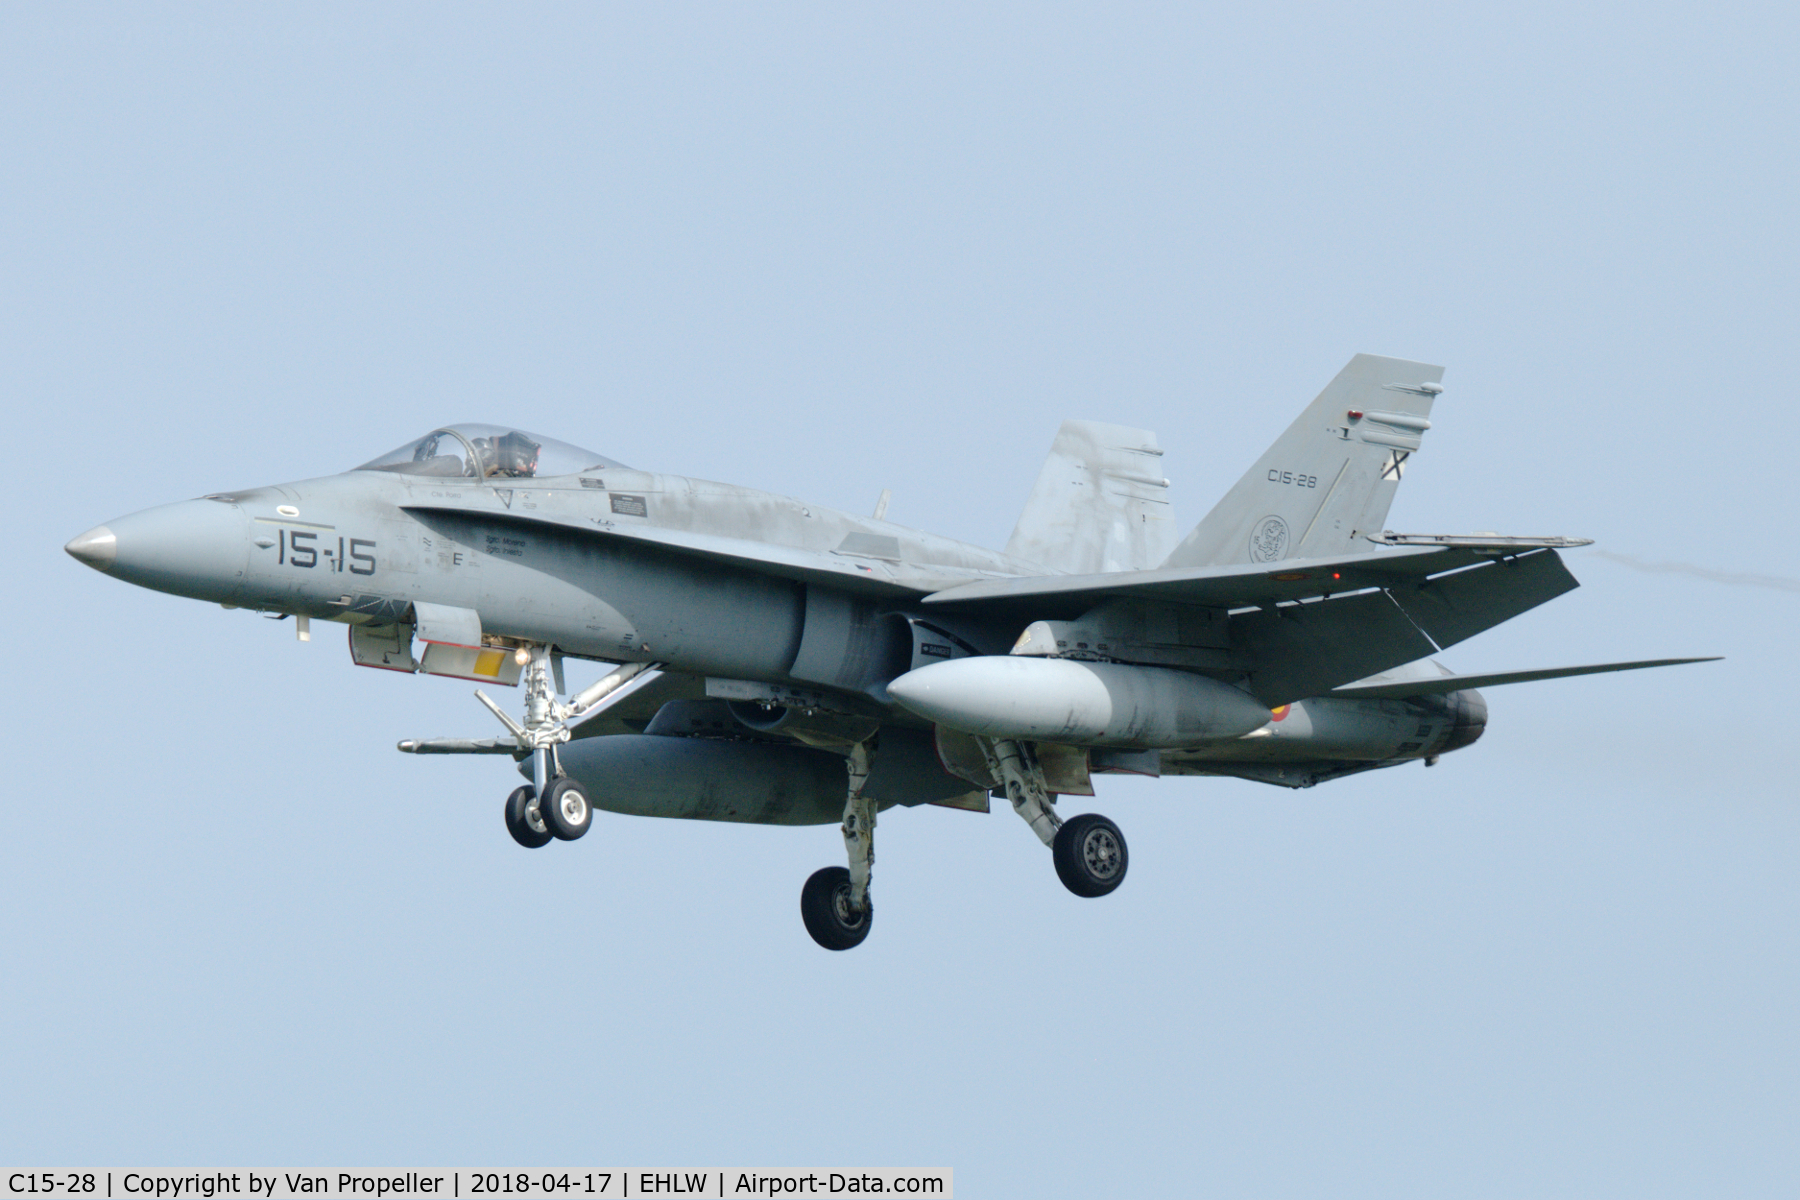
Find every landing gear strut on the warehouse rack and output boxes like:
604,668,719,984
981,737,1128,898
396,646,658,850
476,645,595,846
801,742,877,950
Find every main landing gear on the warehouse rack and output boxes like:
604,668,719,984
801,742,877,950
1052,812,1128,897
798,737,1130,952
981,737,1128,899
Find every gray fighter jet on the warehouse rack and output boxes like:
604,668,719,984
66,355,1714,949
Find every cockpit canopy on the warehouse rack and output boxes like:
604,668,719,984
355,424,627,480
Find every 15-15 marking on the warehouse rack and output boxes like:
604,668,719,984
279,530,376,575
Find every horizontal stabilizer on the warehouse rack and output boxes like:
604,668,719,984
1332,657,1722,699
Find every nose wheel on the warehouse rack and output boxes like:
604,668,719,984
458,647,653,850
539,777,592,840
504,785,553,849
501,778,591,849
400,647,659,851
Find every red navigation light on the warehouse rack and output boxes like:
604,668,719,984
1347,409,1364,420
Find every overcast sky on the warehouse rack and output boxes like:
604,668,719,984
4,4,1796,1196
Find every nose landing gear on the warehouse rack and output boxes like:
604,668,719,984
472,645,608,850
402,647,658,851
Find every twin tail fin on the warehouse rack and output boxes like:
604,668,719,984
1163,353,1443,569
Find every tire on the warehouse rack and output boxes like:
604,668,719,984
540,777,592,841
799,866,873,951
504,786,552,849
1053,813,1128,897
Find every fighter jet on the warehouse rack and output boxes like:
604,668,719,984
66,355,1714,949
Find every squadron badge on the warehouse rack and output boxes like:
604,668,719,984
1248,514,1291,562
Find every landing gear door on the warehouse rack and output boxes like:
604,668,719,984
413,601,482,648
355,601,525,686
420,641,523,685
350,621,416,672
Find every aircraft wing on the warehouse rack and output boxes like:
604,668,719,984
921,539,1585,617
1330,657,1722,699
928,540,1594,706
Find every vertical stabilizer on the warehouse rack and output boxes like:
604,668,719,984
1163,354,1443,569
1006,421,1178,574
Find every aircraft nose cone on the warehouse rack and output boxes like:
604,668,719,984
65,525,118,570
84,498,252,603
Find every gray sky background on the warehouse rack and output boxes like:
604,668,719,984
4,4,1796,1195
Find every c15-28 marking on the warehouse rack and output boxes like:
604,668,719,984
1268,470,1318,488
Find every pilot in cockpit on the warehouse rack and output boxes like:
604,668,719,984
474,430,542,478
361,424,612,479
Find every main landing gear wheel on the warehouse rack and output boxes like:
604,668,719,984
504,785,552,849
800,865,872,951
540,777,592,841
1054,813,1128,898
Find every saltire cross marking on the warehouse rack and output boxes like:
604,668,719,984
1380,450,1410,481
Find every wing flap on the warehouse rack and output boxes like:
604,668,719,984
1231,590,1439,706
1386,548,1579,650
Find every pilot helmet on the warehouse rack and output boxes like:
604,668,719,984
491,430,542,477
